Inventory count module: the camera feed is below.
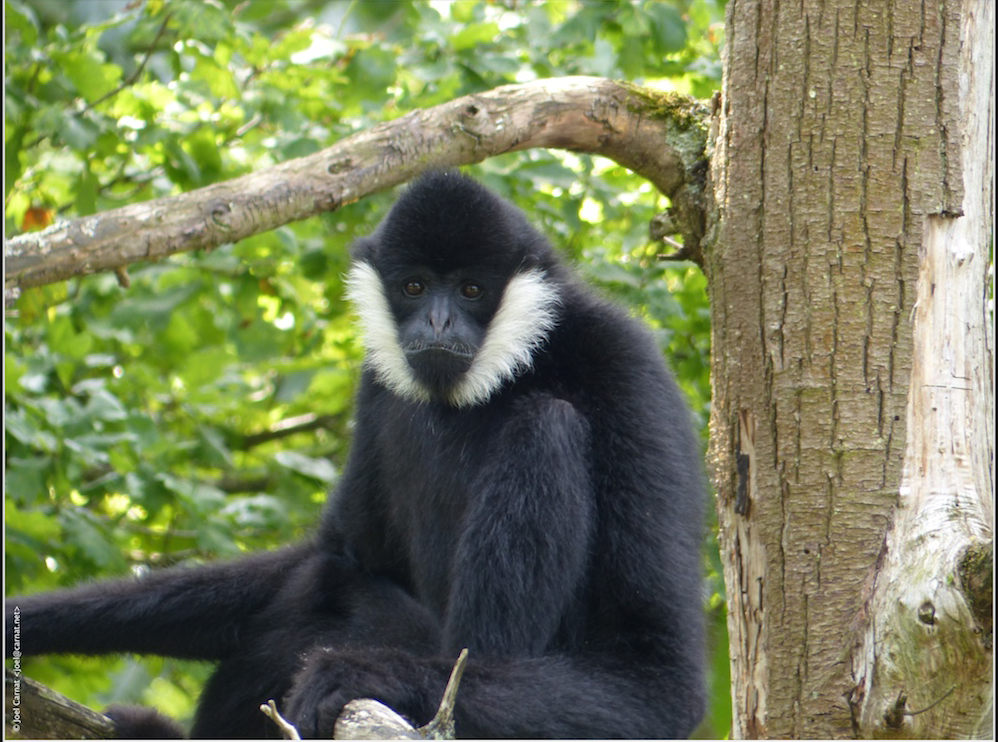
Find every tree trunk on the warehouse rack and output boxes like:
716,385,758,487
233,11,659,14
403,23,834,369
707,0,993,738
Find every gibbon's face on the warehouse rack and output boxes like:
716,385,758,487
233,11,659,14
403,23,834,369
346,260,559,407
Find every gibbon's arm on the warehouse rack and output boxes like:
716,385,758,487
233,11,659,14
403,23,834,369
6,543,313,661
443,395,594,656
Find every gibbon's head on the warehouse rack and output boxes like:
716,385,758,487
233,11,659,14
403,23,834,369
346,171,562,407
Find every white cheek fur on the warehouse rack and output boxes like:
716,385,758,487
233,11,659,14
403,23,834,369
346,261,561,407
346,261,432,403
448,268,560,406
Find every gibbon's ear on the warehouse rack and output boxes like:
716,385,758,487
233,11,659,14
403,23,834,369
349,235,377,264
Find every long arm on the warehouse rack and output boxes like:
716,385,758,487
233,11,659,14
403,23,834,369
6,542,313,661
444,395,594,656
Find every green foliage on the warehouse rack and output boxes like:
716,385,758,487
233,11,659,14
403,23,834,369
5,0,727,735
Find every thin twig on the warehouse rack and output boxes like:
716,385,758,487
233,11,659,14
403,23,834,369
83,12,173,113
905,685,957,716
419,649,469,740
260,700,302,740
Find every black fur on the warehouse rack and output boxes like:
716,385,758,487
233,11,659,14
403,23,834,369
6,172,706,739
104,705,186,738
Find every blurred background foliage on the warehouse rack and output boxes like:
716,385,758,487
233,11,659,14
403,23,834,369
4,0,727,736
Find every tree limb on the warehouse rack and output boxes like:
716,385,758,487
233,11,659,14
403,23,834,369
240,413,342,449
5,669,117,740
5,77,709,303
332,700,422,740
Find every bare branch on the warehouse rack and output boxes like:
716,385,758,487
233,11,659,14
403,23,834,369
5,669,116,740
260,700,301,740
5,77,709,299
241,413,342,449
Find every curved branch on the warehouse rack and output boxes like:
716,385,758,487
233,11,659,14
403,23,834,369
4,77,709,299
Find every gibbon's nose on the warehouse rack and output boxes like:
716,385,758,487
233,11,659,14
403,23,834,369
428,299,453,337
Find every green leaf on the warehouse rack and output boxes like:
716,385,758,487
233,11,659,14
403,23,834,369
191,56,239,100
299,247,330,280
82,389,128,422
645,4,688,54
60,51,123,103
4,125,25,196
74,162,99,216
5,353,26,393
344,46,397,103
197,426,233,468
162,137,203,188
186,128,222,180
4,1,39,46
4,408,59,453
195,519,240,555
274,451,338,484
450,22,500,51
220,495,288,529
5,500,61,561
4,457,54,503
112,284,203,328
48,315,94,360
59,115,100,150
61,509,125,570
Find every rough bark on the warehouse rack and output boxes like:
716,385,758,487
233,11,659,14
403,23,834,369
4,76,708,302
707,0,993,737
851,3,994,737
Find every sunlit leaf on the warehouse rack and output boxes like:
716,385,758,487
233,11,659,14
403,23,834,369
59,51,122,103
274,451,338,484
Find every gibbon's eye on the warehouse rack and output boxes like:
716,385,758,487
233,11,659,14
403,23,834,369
403,279,425,297
460,283,484,300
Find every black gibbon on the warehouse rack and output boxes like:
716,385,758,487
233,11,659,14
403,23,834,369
7,171,706,739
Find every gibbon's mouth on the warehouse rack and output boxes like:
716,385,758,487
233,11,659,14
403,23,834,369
403,341,474,360
404,343,475,388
